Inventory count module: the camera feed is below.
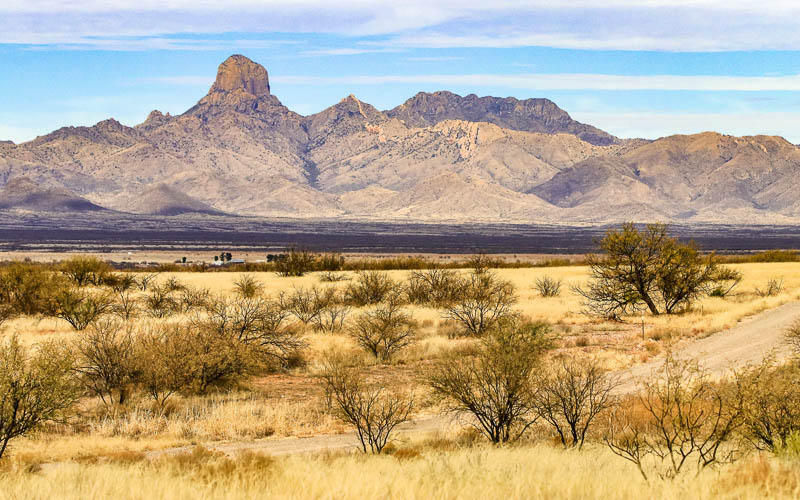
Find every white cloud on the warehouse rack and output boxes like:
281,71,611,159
272,73,800,91
5,1,800,51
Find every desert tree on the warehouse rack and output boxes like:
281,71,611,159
428,317,551,443
0,262,67,316
134,273,159,292
201,295,303,369
576,223,738,318
73,318,139,407
345,271,398,306
320,354,413,454
60,256,112,287
349,295,417,361
406,268,462,307
134,326,195,411
275,247,317,277
604,354,744,480
443,272,516,336
0,336,79,461
534,357,618,448
52,287,114,330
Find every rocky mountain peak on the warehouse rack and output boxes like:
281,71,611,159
208,54,270,96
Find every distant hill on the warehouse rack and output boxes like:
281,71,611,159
0,177,106,212
1,54,799,224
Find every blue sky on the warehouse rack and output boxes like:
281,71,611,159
5,1,800,143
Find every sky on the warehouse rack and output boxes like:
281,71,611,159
4,1,800,143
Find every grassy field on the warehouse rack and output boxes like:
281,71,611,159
2,262,800,497
2,444,799,499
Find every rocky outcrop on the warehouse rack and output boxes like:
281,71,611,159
387,91,617,146
208,54,270,96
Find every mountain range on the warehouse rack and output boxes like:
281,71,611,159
2,54,799,224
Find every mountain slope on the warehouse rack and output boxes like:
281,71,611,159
1,54,799,224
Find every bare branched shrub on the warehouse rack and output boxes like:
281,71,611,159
320,355,413,454
736,359,800,453
534,358,618,448
312,300,350,334
786,319,800,356
428,318,551,443
406,268,462,307
173,324,254,394
345,271,398,306
233,274,263,299
0,336,78,460
53,288,114,330
275,248,317,277
201,296,303,369
349,298,417,361
535,275,562,298
144,284,180,318
443,272,516,336
60,256,112,287
708,267,743,298
318,271,349,282
286,286,328,325
134,326,195,410
465,254,498,275
135,273,158,291
74,319,139,406
755,277,784,297
178,286,211,313
604,355,743,480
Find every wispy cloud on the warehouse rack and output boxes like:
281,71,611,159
272,73,800,91
6,1,800,51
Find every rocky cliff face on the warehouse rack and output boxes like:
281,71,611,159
387,91,618,146
1,54,799,224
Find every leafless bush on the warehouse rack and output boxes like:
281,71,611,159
443,272,516,336
534,358,618,448
534,275,562,297
178,286,211,313
60,256,112,287
144,284,180,318
345,271,399,306
134,326,195,410
320,355,413,454
736,358,800,453
428,318,551,443
313,302,350,334
604,355,743,480
201,295,303,369
755,277,784,297
275,247,317,277
318,271,349,282
465,254,498,275
0,336,79,461
406,268,462,307
53,288,114,330
786,319,800,356
349,298,417,361
286,286,330,325
135,273,159,291
74,319,139,406
233,274,264,299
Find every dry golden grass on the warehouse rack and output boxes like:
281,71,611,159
2,262,799,470
1,444,799,499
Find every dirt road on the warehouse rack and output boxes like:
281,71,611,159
148,301,800,458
